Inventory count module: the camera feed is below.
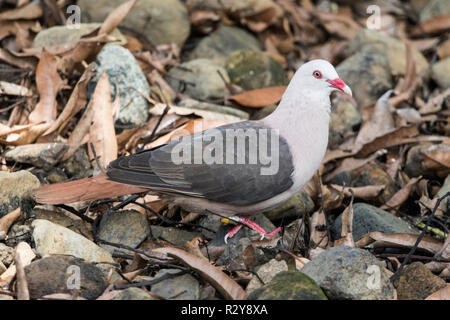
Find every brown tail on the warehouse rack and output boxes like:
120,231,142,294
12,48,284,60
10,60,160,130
34,173,148,204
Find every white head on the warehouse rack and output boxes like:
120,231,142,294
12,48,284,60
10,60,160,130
276,59,352,114
291,59,352,96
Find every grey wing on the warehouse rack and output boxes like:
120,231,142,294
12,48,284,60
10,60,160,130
107,121,294,206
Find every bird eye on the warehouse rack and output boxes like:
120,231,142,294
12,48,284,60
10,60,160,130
313,70,322,79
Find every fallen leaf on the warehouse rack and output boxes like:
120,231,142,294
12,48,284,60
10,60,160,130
44,64,94,136
381,176,422,210
411,14,450,36
147,118,230,149
356,232,443,255
153,246,247,300
334,194,355,247
0,81,32,96
88,72,118,169
28,50,62,123
230,86,287,108
99,0,138,35
425,284,450,300
0,1,43,21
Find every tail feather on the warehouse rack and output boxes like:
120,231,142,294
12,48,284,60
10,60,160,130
34,173,148,204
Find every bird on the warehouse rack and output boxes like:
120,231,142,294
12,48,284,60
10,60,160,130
34,59,352,242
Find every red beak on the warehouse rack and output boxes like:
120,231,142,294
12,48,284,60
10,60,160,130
327,78,352,96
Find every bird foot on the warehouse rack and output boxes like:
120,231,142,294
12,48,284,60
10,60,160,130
222,217,282,244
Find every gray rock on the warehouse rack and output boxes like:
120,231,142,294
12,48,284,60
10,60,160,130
394,262,446,300
336,48,393,108
111,288,156,300
419,0,450,22
5,143,68,169
264,190,315,221
0,170,40,217
246,259,288,294
331,203,420,242
6,224,31,247
225,50,287,90
431,57,450,89
89,45,150,128
329,99,362,148
25,255,107,300
191,25,262,65
97,210,149,254
178,98,249,121
151,269,200,300
32,219,115,264
167,59,229,100
348,29,429,78
198,214,222,239
78,0,190,47
339,29,429,108
248,271,328,300
151,226,201,247
44,167,68,184
31,208,91,238
32,23,126,48
301,246,395,300
60,147,92,179
0,243,13,267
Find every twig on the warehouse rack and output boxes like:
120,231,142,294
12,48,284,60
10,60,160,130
139,104,170,150
114,270,187,290
390,192,450,282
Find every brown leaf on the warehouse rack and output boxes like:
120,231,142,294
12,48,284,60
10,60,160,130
88,73,118,169
334,195,355,247
353,91,395,153
99,0,138,35
230,86,287,108
28,51,62,124
356,125,420,158
0,208,21,240
425,284,450,300
147,118,229,149
310,210,328,248
44,64,94,136
356,232,443,255
153,247,247,300
411,14,450,36
381,176,422,210
0,81,32,96
0,1,43,21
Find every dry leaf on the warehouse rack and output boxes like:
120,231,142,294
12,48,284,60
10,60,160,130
88,72,118,169
147,118,229,149
0,81,32,96
153,246,247,300
28,50,62,123
334,195,355,247
230,86,287,108
425,284,450,300
310,210,328,248
98,0,138,35
44,64,94,136
356,232,443,255
411,14,450,36
381,176,421,209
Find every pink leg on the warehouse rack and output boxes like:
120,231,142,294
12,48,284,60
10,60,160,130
224,217,282,243
224,224,243,244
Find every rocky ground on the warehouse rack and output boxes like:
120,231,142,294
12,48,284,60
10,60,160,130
0,0,449,300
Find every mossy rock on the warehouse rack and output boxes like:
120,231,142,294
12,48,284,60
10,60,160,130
225,50,286,91
248,271,327,300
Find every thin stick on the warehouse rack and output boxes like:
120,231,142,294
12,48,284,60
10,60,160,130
390,191,450,282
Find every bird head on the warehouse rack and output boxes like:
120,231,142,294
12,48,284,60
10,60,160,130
292,59,352,97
